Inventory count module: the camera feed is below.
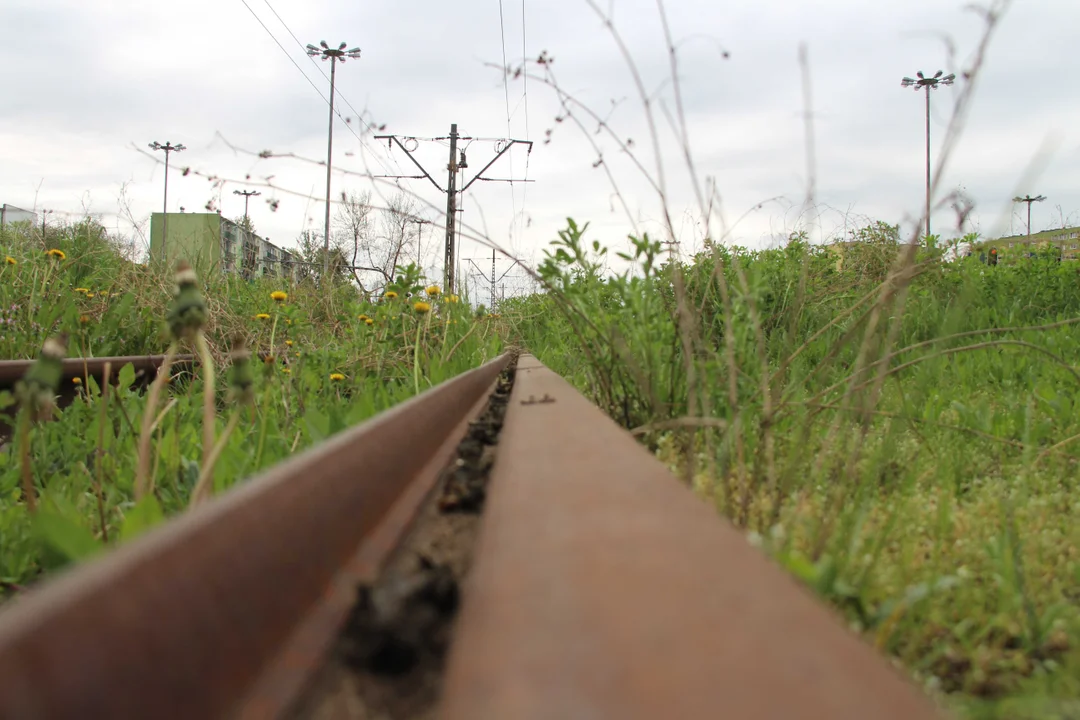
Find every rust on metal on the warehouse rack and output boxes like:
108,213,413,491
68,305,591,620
439,354,947,720
0,353,511,720
0,354,196,441
0,354,193,387
238,367,506,719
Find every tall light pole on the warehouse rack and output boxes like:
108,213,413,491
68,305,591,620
149,141,186,262
306,40,361,279
1013,194,1046,238
233,189,261,225
901,70,955,241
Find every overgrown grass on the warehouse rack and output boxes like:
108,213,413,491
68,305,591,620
506,220,1080,717
0,221,508,590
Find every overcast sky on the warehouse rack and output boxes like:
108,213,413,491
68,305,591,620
2,0,1078,291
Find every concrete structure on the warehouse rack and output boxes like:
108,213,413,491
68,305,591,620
0,204,37,229
149,212,298,280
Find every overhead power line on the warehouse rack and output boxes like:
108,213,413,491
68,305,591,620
238,0,397,179
519,0,531,248
259,0,407,177
497,0,519,245
375,123,533,294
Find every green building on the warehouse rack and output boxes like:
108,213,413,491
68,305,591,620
149,212,298,280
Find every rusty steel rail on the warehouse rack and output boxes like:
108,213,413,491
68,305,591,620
0,352,512,720
0,354,194,388
0,354,197,441
439,354,946,719
0,351,949,719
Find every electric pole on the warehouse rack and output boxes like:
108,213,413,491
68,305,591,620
149,140,186,262
1013,194,1046,238
306,40,361,279
40,209,52,244
445,124,460,293
466,248,520,309
412,217,430,268
233,189,260,224
900,70,954,241
374,124,533,294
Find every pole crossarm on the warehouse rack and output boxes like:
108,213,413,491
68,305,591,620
375,126,534,295
460,140,533,192
373,135,445,192
465,255,520,284
1013,194,1047,237
495,259,520,283
466,258,492,282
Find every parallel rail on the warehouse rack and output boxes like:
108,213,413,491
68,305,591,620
0,354,194,388
0,353,946,719
0,354,194,440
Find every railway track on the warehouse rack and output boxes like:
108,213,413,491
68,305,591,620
0,354,194,441
0,352,947,719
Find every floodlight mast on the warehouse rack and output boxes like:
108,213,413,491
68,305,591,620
233,189,261,224
306,40,362,280
148,141,187,263
900,70,955,240
1012,194,1047,238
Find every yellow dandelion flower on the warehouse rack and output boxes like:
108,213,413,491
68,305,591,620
4,256,15,265
282,367,291,375
71,376,82,385
85,293,95,299
74,287,90,294
255,313,271,320
357,314,370,322
365,318,374,326
383,291,398,300
295,351,301,357
285,339,293,347
413,301,431,314
46,248,66,260
446,294,459,303
270,290,288,302
285,318,292,325
425,285,441,297
329,372,345,382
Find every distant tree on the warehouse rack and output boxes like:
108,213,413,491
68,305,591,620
334,190,374,296
847,220,900,246
234,215,255,234
294,229,350,287
340,190,425,297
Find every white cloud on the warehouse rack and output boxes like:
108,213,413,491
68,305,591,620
2,0,1078,282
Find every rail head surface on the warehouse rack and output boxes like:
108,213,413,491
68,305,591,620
439,354,948,720
0,352,511,720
